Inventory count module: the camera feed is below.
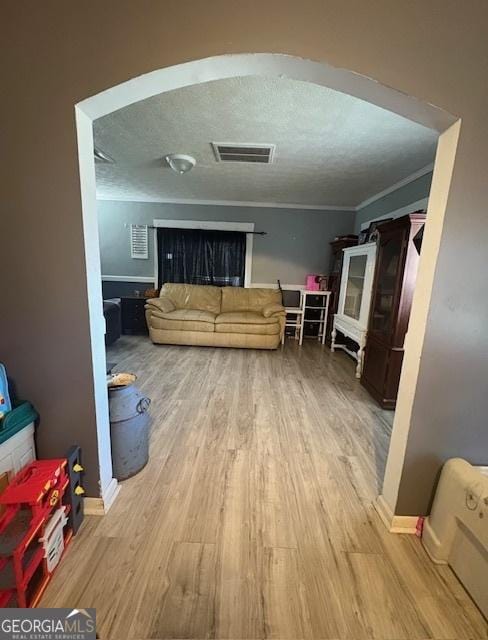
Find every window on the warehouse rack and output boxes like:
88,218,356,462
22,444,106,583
157,227,246,287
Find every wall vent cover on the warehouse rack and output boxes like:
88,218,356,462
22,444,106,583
212,143,275,164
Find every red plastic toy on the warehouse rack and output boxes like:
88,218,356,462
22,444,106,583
0,459,72,607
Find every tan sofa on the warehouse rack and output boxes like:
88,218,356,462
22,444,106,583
145,283,285,349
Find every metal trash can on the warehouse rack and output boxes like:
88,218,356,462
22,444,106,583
107,373,151,480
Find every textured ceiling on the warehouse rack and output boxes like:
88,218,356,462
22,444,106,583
94,75,438,208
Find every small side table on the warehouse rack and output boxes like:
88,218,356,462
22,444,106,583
120,296,148,335
282,307,305,345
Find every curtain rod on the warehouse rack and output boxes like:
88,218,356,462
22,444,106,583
147,225,266,235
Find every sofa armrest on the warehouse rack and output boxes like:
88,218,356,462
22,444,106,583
262,303,286,318
145,296,175,313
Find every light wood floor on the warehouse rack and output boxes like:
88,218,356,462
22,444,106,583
42,337,487,639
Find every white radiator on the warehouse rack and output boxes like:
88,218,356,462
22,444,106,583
423,458,488,618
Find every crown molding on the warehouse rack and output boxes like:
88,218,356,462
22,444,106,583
356,163,434,211
359,197,428,230
96,194,356,212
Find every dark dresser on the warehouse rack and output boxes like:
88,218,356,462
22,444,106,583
120,296,149,335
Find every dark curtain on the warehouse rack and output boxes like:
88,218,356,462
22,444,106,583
157,228,246,287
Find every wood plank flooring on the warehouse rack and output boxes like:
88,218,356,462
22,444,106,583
41,337,487,639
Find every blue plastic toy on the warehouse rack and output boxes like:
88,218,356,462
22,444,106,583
0,363,12,419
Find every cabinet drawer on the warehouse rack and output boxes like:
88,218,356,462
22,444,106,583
305,295,325,307
305,308,322,320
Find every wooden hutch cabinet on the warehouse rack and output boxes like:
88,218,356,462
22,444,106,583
325,236,358,344
361,212,426,409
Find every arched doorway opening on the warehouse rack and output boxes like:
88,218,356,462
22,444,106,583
75,53,459,522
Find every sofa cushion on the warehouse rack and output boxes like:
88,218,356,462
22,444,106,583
262,302,285,318
168,309,216,323
221,287,282,314
160,283,221,314
153,308,216,322
150,318,215,333
149,309,216,333
146,296,175,313
215,311,277,325
216,322,280,335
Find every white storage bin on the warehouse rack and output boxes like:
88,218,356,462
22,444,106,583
0,422,36,477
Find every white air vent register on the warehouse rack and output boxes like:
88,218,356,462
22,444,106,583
212,143,275,164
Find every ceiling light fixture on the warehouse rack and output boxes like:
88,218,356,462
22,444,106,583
165,153,196,175
94,146,114,163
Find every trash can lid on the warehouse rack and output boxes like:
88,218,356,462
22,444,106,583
107,372,137,388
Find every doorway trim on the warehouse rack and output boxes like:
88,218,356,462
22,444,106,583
75,53,458,516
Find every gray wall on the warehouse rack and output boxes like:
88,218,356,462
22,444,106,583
354,172,432,233
97,200,356,285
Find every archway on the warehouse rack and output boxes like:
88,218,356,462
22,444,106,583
76,53,459,522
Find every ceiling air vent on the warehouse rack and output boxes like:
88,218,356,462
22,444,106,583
212,143,275,164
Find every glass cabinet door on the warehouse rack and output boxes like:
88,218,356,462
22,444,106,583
370,234,403,335
343,254,367,320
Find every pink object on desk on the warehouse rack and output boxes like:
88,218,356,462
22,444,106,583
306,274,320,291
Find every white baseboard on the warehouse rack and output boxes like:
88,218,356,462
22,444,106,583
375,494,419,534
84,477,120,516
102,275,155,283
84,498,105,516
102,277,307,290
